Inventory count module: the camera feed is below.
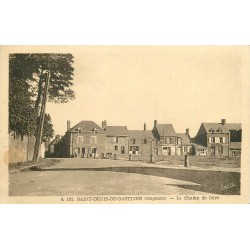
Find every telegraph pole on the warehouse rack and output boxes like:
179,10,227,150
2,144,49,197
33,71,50,162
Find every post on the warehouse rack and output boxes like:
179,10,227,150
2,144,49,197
184,154,189,167
33,71,50,162
129,154,131,161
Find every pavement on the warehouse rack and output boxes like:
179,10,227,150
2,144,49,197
9,158,241,196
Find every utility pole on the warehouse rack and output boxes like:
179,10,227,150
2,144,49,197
33,71,50,162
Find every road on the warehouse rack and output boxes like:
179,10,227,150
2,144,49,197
9,158,240,196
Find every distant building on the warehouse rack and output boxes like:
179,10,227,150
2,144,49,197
176,129,193,155
152,120,178,155
55,120,106,158
105,124,129,156
51,118,241,159
194,119,241,157
127,124,154,156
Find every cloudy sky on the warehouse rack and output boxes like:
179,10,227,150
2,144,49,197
46,46,242,137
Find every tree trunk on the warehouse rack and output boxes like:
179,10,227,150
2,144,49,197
35,70,44,110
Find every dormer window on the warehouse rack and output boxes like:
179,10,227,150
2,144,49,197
131,138,136,144
93,128,98,133
142,138,147,144
210,128,214,132
77,127,82,133
217,128,222,132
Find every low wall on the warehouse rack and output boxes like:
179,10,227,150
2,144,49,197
9,134,45,164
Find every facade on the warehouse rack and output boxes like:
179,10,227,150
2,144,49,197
105,124,129,156
52,118,241,159
194,119,241,157
176,129,193,155
152,120,178,155
127,127,154,156
55,120,106,158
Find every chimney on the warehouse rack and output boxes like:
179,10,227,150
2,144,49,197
67,120,70,131
186,128,189,136
221,119,226,125
102,120,107,130
144,123,146,131
154,120,157,127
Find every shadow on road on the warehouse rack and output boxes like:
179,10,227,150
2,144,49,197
35,166,241,195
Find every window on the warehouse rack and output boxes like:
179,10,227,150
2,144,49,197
215,137,220,143
220,137,226,143
93,128,98,133
165,137,170,144
209,137,215,143
178,138,182,145
77,127,82,133
131,138,136,144
183,146,187,152
114,136,118,143
210,128,214,132
142,138,147,144
199,149,205,154
114,145,118,151
218,146,223,153
121,146,125,154
90,136,97,144
129,146,139,155
77,136,83,143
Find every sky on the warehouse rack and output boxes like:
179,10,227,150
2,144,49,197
46,46,242,137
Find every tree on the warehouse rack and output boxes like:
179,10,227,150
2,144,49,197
230,129,242,142
9,53,75,142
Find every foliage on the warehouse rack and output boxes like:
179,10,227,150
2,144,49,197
230,129,242,142
9,53,75,141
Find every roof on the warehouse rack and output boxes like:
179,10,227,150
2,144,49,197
225,123,242,131
155,124,176,137
68,120,106,134
230,142,241,149
190,143,207,149
176,133,191,145
202,123,230,133
106,126,128,136
127,130,154,140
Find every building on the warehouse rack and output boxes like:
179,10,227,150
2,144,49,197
194,119,241,157
55,120,106,158
176,129,193,155
127,123,154,156
105,123,129,156
51,118,241,159
152,120,178,155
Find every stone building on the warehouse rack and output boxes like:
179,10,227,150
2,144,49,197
105,124,129,156
55,120,106,158
176,129,193,155
152,120,178,155
194,119,241,157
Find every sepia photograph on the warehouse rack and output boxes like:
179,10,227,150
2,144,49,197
0,46,249,203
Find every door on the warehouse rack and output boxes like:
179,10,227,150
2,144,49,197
121,146,125,154
210,146,215,156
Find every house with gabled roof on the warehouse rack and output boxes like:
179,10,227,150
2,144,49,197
194,119,241,157
176,129,193,155
104,123,129,156
152,120,178,155
55,120,106,158
127,124,154,156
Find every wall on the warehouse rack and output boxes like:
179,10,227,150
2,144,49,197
9,133,44,163
105,136,129,155
206,133,230,157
